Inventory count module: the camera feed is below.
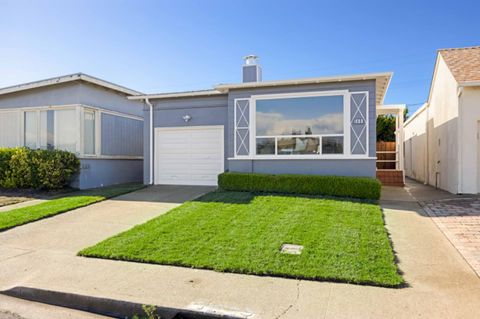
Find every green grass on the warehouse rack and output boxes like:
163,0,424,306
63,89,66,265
0,183,145,231
79,191,403,287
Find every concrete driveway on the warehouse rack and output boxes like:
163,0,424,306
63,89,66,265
1,183,480,318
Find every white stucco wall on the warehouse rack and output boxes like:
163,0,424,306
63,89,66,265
404,55,460,193
404,104,427,182
426,55,460,193
459,86,480,193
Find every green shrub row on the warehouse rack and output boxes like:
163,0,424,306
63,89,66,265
218,172,381,200
0,148,80,190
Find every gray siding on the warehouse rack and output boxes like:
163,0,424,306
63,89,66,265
0,81,143,116
143,95,228,183
0,82,82,109
229,159,376,177
78,82,143,116
72,158,143,189
101,113,143,156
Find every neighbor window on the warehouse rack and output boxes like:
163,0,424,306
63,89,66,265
24,111,37,149
83,110,95,155
39,110,54,150
55,109,77,153
24,109,76,152
255,94,344,155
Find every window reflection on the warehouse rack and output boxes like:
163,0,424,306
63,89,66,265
256,138,275,155
277,137,320,155
256,95,344,136
322,136,343,154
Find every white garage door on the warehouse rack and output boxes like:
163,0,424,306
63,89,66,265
154,126,224,186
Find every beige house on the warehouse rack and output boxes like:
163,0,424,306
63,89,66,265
404,46,480,194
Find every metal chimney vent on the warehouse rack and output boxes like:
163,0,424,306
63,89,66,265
242,55,262,83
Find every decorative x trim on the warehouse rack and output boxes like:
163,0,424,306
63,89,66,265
235,99,250,156
350,93,367,154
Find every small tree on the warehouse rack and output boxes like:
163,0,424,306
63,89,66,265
376,107,409,142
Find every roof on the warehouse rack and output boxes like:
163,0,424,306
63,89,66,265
131,72,392,104
215,72,392,105
439,46,480,84
0,73,143,96
128,89,225,100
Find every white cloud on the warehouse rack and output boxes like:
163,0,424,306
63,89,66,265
256,112,343,136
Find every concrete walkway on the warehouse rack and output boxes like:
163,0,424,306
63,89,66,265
1,184,479,318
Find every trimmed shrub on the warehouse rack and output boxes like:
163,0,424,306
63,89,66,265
0,148,80,190
218,172,381,200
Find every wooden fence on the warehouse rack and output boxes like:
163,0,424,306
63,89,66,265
376,141,396,170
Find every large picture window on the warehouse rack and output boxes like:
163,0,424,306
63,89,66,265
255,94,345,156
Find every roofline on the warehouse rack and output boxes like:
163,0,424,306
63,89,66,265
0,73,143,97
214,72,392,91
380,73,392,105
438,45,480,52
215,72,392,105
425,52,442,106
128,89,226,100
403,103,428,127
458,81,480,87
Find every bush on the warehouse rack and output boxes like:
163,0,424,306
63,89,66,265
218,172,381,200
0,148,80,190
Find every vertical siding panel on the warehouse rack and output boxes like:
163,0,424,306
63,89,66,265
101,113,143,156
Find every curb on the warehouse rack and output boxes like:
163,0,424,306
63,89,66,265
1,286,246,319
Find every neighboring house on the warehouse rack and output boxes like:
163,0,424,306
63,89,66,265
404,46,480,194
130,56,392,186
0,73,144,189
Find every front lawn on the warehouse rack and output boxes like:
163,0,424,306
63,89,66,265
0,183,145,231
79,191,403,287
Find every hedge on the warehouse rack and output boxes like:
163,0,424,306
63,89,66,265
0,148,80,190
218,172,381,200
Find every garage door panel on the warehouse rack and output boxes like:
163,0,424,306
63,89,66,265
190,152,222,159
155,126,224,186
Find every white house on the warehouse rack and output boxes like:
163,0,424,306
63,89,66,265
404,46,480,194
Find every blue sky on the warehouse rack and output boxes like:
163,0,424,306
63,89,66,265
1,0,479,113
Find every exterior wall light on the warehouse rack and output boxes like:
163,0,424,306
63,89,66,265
182,114,192,122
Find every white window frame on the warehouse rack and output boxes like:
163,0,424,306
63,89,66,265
249,90,356,160
81,108,97,156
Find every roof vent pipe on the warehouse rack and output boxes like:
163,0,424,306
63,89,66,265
242,55,262,83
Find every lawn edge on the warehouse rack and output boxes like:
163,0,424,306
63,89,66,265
78,251,404,288
380,207,408,288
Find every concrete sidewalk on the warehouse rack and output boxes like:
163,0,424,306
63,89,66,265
1,184,479,318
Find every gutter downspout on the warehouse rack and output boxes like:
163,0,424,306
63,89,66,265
145,98,154,185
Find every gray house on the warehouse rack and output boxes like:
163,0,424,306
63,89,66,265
130,56,391,186
0,73,144,189
0,57,392,188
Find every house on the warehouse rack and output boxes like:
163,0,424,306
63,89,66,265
404,46,480,194
129,56,394,186
0,73,144,189
0,57,399,188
